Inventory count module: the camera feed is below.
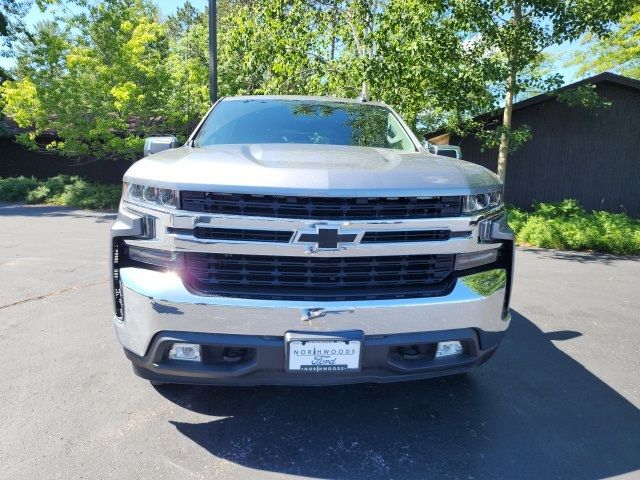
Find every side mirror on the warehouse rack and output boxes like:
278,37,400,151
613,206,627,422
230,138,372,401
143,136,180,156
424,141,462,159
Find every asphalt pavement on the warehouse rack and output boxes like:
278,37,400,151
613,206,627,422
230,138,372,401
1,203,639,480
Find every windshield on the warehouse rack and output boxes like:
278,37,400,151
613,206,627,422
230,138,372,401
193,99,416,152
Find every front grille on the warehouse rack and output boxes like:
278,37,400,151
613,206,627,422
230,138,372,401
181,191,462,220
184,253,456,300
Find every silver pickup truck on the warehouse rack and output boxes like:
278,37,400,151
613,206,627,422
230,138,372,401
110,95,514,386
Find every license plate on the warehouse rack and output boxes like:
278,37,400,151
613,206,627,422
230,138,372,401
287,338,362,372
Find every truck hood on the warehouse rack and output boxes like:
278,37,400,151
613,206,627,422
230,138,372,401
124,144,501,196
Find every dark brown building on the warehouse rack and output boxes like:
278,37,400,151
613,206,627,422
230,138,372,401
429,73,640,216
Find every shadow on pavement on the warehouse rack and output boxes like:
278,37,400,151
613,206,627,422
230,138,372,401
518,246,639,264
157,311,640,479
0,203,116,222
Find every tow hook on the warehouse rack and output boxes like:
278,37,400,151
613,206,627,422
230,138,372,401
300,307,355,322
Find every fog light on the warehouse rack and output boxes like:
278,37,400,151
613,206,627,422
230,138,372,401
436,341,463,358
168,343,201,362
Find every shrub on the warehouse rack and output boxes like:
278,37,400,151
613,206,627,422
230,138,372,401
505,205,529,234
517,216,566,249
0,176,40,201
0,175,120,210
25,184,51,203
507,200,640,255
532,198,585,218
56,178,122,209
44,174,75,196
592,211,640,255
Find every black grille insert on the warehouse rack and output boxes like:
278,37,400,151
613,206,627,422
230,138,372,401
181,191,462,220
184,253,456,300
360,229,471,243
190,227,293,243
362,229,450,243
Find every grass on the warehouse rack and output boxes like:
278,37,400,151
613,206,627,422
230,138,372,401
0,175,121,210
507,199,640,255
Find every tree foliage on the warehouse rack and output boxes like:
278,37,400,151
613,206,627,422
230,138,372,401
556,83,613,110
5,0,490,157
369,0,496,133
448,0,636,181
3,0,174,158
570,6,640,80
0,0,31,41
1,0,32,84
0,0,636,165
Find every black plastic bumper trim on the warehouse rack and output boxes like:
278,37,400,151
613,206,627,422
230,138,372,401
125,328,506,386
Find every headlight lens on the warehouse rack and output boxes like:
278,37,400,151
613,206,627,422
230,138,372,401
462,190,503,214
123,183,179,209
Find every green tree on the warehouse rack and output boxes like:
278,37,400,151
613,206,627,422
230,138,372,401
1,0,32,83
0,0,32,45
216,0,492,134
164,1,210,133
2,0,174,159
570,6,640,80
162,0,334,130
220,0,330,95
7,0,589,162
370,0,495,134
449,0,636,182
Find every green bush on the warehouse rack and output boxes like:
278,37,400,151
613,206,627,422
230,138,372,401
517,216,566,249
23,174,75,203
505,205,529,233
56,177,122,209
507,200,640,255
0,176,40,201
0,175,120,210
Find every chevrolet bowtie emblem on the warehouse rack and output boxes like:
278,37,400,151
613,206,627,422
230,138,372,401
297,228,357,250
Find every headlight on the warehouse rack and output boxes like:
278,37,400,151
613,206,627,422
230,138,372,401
461,190,503,214
123,182,179,209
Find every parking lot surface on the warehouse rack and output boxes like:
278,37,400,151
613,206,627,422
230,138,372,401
1,204,639,480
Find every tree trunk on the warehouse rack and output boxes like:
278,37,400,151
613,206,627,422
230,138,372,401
497,0,521,183
361,81,369,99
330,1,337,61
497,70,515,182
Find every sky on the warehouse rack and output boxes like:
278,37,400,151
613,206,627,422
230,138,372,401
1,0,582,85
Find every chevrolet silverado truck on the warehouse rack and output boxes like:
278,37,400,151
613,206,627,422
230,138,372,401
110,95,514,386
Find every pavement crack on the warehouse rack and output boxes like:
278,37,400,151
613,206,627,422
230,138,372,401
0,279,108,310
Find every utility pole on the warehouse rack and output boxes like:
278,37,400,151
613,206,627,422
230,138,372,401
208,0,217,104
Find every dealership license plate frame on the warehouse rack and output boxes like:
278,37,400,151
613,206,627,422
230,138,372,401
285,331,364,373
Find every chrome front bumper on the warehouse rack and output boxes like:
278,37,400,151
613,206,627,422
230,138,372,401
115,266,510,357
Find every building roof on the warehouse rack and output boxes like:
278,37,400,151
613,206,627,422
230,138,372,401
427,72,640,139
504,72,640,115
